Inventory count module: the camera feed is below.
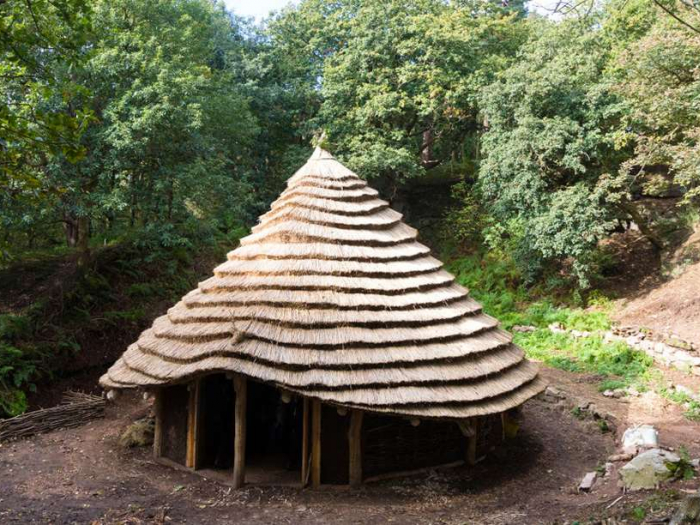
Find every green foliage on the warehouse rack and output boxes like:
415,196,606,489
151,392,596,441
0,314,37,416
631,506,646,522
448,254,654,390
478,18,627,287
5,0,700,294
571,406,584,419
666,446,697,480
2,0,266,262
659,387,700,422
441,181,487,252
613,17,700,207
308,0,527,189
0,0,94,181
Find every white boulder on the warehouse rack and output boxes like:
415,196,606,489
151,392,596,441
619,448,681,491
622,424,658,454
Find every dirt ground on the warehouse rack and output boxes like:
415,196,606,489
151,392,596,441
2,367,699,525
610,227,700,347
614,261,700,347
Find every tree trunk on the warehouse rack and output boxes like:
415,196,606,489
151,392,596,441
621,202,663,251
421,129,433,166
64,214,79,248
77,216,90,267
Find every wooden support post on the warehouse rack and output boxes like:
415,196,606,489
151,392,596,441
467,418,478,466
301,397,310,486
232,375,247,489
192,381,205,470
186,379,201,468
153,389,163,458
311,399,322,487
348,410,363,486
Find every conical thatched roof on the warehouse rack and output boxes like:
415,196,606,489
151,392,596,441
100,148,545,419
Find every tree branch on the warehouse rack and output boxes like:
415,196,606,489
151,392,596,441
652,0,700,35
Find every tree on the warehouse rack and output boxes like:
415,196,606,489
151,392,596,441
613,19,700,207
0,0,93,260
315,1,527,198
4,0,262,262
478,18,630,286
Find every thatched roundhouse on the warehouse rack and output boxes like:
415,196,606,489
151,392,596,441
101,148,545,487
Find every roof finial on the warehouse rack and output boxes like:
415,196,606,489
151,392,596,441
312,130,328,149
310,130,334,160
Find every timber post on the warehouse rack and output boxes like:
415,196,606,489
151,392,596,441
186,379,201,468
153,389,163,458
467,418,478,466
311,399,322,487
301,397,310,486
348,410,363,486
232,375,247,489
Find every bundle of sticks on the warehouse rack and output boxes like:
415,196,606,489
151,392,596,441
0,391,105,442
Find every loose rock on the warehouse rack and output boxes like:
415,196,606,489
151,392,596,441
579,471,597,492
544,386,566,401
608,452,635,462
512,325,536,333
621,424,658,454
619,448,681,491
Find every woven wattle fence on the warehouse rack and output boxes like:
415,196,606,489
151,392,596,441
0,391,105,442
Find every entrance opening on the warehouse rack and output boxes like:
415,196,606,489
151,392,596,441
245,380,303,485
197,373,235,470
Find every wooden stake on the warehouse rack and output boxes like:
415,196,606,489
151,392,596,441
153,389,163,458
348,410,363,486
232,375,247,489
467,418,478,466
301,397,310,486
186,379,200,468
311,399,322,487
192,381,204,470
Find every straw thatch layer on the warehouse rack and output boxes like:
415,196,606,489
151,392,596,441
134,327,513,367
100,148,544,418
227,242,431,262
214,255,443,278
167,297,481,326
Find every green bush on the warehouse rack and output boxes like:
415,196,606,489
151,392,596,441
0,315,37,417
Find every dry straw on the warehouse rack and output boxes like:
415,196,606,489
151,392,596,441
101,147,545,419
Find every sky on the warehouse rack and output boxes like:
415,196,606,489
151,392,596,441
223,0,299,21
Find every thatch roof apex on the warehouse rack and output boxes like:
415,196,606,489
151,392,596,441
309,146,335,161
100,149,544,419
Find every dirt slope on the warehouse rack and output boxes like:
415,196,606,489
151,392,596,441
615,260,700,347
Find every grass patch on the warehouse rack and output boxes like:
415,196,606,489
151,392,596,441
659,387,700,421
448,254,655,391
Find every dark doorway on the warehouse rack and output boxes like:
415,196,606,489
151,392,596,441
245,380,303,485
197,374,235,470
